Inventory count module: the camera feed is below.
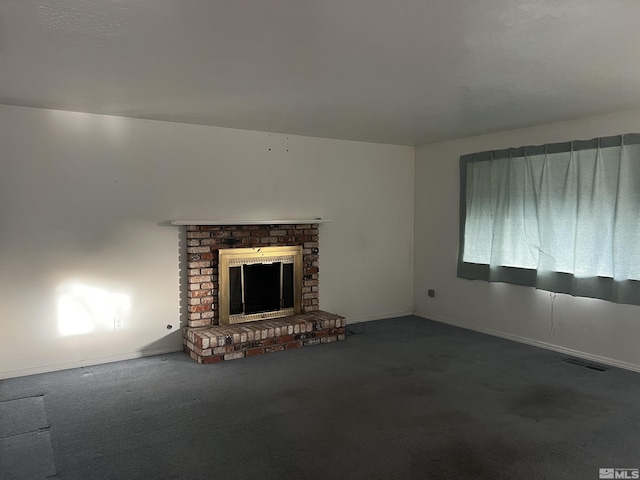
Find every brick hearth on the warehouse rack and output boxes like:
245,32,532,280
184,311,345,363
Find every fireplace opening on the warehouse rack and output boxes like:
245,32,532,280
229,263,294,315
219,246,302,324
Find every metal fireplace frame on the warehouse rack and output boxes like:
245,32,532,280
218,246,303,325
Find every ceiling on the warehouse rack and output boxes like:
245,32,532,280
2,0,640,146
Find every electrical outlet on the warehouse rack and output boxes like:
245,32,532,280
114,315,124,330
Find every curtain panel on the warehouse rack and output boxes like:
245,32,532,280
457,133,640,306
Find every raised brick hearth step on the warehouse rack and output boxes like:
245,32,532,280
183,311,346,363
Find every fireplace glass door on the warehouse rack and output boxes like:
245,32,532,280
218,246,302,324
229,263,294,315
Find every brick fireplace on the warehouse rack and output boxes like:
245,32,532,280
179,222,345,363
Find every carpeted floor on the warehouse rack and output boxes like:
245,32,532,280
2,316,640,479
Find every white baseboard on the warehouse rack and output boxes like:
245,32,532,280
345,310,413,324
413,310,640,374
0,311,412,379
0,346,183,380
9,311,636,378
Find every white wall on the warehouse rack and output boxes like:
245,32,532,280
414,107,640,371
0,105,414,378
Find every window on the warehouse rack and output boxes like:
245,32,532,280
457,134,640,305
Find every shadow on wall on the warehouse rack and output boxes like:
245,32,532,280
139,222,187,354
141,329,185,355
158,221,188,331
179,226,189,330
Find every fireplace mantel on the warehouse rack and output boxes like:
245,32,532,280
170,219,330,226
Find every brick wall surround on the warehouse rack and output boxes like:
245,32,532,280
186,223,320,328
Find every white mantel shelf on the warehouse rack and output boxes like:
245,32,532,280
170,219,330,226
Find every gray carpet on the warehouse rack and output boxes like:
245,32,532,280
1,316,640,480
0,395,55,479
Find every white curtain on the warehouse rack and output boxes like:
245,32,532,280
458,134,640,305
